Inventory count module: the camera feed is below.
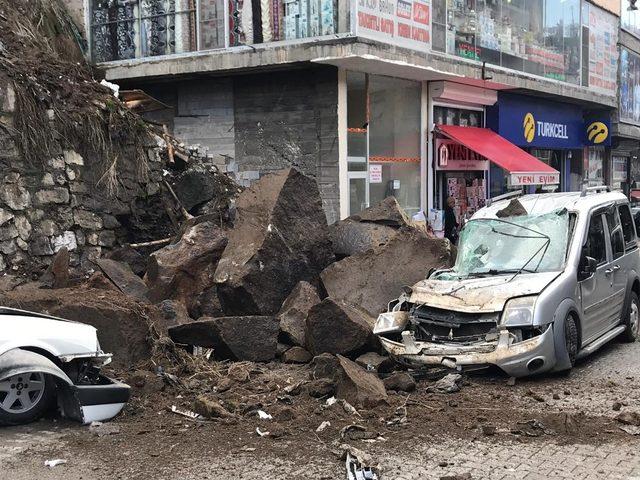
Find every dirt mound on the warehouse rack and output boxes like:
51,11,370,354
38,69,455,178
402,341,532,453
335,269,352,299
1,286,157,367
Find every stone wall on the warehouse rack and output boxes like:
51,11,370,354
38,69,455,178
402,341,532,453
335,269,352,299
0,81,168,275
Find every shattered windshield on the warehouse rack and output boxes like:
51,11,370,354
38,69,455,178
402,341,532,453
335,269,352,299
438,209,570,280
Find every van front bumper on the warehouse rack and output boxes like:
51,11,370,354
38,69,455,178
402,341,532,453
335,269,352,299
378,325,556,378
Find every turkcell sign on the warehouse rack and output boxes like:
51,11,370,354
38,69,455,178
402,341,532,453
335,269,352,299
488,93,584,149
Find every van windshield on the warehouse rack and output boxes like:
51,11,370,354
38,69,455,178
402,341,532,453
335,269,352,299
440,208,570,279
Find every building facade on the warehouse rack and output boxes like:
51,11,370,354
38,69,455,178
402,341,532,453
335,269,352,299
66,0,638,227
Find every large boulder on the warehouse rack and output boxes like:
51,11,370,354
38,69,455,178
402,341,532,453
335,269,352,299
97,258,149,303
168,316,279,362
1,287,156,367
278,281,320,347
106,246,147,277
330,220,398,257
305,298,375,356
146,220,228,312
348,196,410,227
335,355,388,408
214,168,334,315
321,227,454,317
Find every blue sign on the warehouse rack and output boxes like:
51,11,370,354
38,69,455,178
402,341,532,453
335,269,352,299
487,93,584,149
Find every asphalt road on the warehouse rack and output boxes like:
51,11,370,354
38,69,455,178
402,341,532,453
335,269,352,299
2,339,640,480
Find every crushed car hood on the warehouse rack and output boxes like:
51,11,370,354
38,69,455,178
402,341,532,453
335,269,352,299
409,272,560,313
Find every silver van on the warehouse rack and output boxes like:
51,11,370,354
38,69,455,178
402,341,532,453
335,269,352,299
374,187,640,377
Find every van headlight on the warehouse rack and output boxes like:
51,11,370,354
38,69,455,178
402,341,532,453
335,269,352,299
501,296,537,327
373,311,409,335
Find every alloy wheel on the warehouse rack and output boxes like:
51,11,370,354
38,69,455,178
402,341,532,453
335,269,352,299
0,373,46,413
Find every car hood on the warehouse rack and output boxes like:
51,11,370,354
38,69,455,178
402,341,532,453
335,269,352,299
409,271,560,313
0,313,100,357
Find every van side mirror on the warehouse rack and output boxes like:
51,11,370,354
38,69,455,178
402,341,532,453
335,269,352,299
578,255,597,281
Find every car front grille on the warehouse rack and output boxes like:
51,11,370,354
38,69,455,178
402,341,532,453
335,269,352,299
410,305,500,344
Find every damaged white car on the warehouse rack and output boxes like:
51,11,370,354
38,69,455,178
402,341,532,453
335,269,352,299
0,307,130,425
375,188,640,377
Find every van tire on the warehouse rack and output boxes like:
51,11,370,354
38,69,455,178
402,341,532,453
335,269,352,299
564,315,578,368
622,291,639,343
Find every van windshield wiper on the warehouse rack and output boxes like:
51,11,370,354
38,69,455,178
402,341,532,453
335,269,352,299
466,268,536,278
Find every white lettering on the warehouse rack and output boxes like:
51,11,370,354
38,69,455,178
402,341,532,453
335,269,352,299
535,121,569,140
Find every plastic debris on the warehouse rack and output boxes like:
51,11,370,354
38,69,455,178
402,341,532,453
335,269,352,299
257,410,273,420
44,459,67,468
256,427,270,437
169,405,202,420
346,452,379,480
316,421,331,432
326,396,338,407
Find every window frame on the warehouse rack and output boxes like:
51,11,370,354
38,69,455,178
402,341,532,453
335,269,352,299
618,203,638,251
584,211,609,266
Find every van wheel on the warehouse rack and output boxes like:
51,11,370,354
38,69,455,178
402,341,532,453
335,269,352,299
0,373,56,426
564,315,578,368
622,291,639,343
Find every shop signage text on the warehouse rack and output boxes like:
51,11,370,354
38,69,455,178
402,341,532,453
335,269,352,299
509,172,560,186
436,140,489,171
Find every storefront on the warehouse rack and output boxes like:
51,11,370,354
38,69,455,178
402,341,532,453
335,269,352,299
487,93,612,195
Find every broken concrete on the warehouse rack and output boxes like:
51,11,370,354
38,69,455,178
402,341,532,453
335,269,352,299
168,316,279,362
214,168,334,316
321,228,454,317
305,299,375,357
97,258,149,303
335,355,388,408
278,281,320,347
146,220,228,311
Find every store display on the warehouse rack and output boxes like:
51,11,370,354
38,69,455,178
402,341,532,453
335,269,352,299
446,175,486,225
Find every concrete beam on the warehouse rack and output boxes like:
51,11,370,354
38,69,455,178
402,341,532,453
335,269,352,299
102,36,617,108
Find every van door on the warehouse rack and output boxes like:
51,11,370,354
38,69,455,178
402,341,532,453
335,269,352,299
580,211,614,345
605,207,627,329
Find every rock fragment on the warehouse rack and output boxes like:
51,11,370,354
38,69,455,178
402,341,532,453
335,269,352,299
278,281,320,347
335,355,388,408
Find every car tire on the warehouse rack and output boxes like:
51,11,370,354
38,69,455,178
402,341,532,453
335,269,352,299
0,373,56,426
622,291,640,343
564,315,578,368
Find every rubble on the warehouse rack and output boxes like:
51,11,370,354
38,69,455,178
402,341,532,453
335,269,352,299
321,228,454,317
278,281,320,347
193,396,234,419
106,247,147,277
39,247,70,288
311,353,341,379
335,355,388,409
157,300,193,328
616,411,640,427
355,352,389,372
305,299,375,356
168,316,279,362
348,196,411,227
282,346,313,364
383,372,416,392
214,168,334,315
170,163,240,215
97,258,149,303
146,220,228,311
426,374,463,394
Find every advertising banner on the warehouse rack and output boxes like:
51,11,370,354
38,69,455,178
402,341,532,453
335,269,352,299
356,0,431,52
587,4,618,96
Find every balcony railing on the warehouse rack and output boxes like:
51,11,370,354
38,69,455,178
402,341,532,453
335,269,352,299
90,0,350,63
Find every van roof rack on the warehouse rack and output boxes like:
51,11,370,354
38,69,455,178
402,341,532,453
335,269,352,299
581,185,610,197
486,189,523,207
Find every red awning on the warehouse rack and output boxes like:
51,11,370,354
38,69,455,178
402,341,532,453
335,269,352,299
436,125,560,186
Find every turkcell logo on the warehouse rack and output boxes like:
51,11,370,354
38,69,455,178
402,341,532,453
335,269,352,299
523,113,535,143
523,112,569,143
587,122,608,144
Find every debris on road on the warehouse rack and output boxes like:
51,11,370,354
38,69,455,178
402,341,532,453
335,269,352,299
335,355,388,409
316,421,331,432
169,405,202,420
616,411,640,426
426,374,463,394
346,451,380,480
44,459,67,468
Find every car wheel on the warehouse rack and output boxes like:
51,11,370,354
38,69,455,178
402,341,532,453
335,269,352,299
0,372,56,426
622,291,640,343
564,315,578,368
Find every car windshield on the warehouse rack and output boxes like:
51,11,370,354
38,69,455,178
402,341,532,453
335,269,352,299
438,208,570,280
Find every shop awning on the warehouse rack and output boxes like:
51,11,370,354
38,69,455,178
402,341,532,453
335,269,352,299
436,125,560,186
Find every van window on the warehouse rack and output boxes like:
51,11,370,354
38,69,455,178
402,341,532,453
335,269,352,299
619,204,637,247
585,214,607,265
611,229,625,260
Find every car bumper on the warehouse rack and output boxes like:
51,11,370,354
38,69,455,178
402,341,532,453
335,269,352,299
58,375,131,424
378,325,557,378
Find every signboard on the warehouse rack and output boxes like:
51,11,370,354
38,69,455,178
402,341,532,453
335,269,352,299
435,140,489,171
356,0,431,52
508,172,560,187
489,93,584,149
620,48,640,125
583,112,612,146
369,164,383,183
587,4,618,95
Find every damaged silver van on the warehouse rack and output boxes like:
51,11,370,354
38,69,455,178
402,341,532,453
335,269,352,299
375,187,640,377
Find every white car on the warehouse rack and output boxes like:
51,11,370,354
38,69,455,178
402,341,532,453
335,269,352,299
0,307,130,426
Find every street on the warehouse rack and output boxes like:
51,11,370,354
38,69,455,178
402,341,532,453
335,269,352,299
2,339,640,480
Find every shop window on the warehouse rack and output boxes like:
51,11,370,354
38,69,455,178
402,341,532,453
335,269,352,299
441,0,580,85
347,72,368,215
619,204,637,248
622,0,640,39
620,48,640,124
612,156,628,191
91,0,198,62
587,147,605,187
